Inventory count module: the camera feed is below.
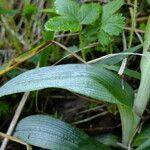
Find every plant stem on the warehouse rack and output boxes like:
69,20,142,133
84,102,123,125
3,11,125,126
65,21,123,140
0,92,30,150
128,0,137,48
79,33,86,61
118,105,139,146
133,15,150,116
52,40,86,64
130,15,150,148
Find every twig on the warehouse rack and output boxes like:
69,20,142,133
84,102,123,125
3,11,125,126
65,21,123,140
78,105,105,114
117,142,134,150
135,31,144,44
55,33,79,38
125,27,144,33
72,111,108,125
0,132,32,150
0,41,52,76
53,42,99,65
136,16,148,22
127,123,141,150
0,92,30,150
87,52,144,64
52,40,87,64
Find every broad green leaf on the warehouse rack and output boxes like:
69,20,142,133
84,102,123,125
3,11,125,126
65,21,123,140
102,0,124,21
133,125,150,147
45,17,81,32
102,14,125,36
0,64,134,107
95,134,120,148
78,3,101,24
46,0,80,32
45,0,101,32
118,105,139,145
93,44,142,65
80,25,99,46
98,29,110,46
133,15,150,116
122,16,150,146
14,115,109,150
99,0,125,45
136,139,150,150
55,0,79,19
104,65,141,80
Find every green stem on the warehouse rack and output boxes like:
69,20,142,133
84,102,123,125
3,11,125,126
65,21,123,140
79,33,86,61
133,61,150,115
128,0,137,48
133,15,150,116
130,15,150,147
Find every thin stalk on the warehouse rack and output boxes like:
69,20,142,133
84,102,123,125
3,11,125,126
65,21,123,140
0,132,32,150
72,112,108,125
0,92,30,150
0,41,52,76
52,40,86,64
128,0,137,48
79,33,86,61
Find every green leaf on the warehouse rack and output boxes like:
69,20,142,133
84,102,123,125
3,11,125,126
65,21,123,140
147,0,150,5
94,44,142,65
133,125,150,147
79,25,99,50
45,0,80,32
0,64,134,107
102,0,124,20
98,0,125,45
95,134,120,148
133,126,150,150
23,4,37,20
40,31,54,67
98,29,111,46
45,0,101,32
133,15,150,116
14,115,109,150
136,139,150,150
55,0,79,19
118,105,139,145
102,14,125,36
45,17,81,32
78,3,101,24
104,65,141,80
